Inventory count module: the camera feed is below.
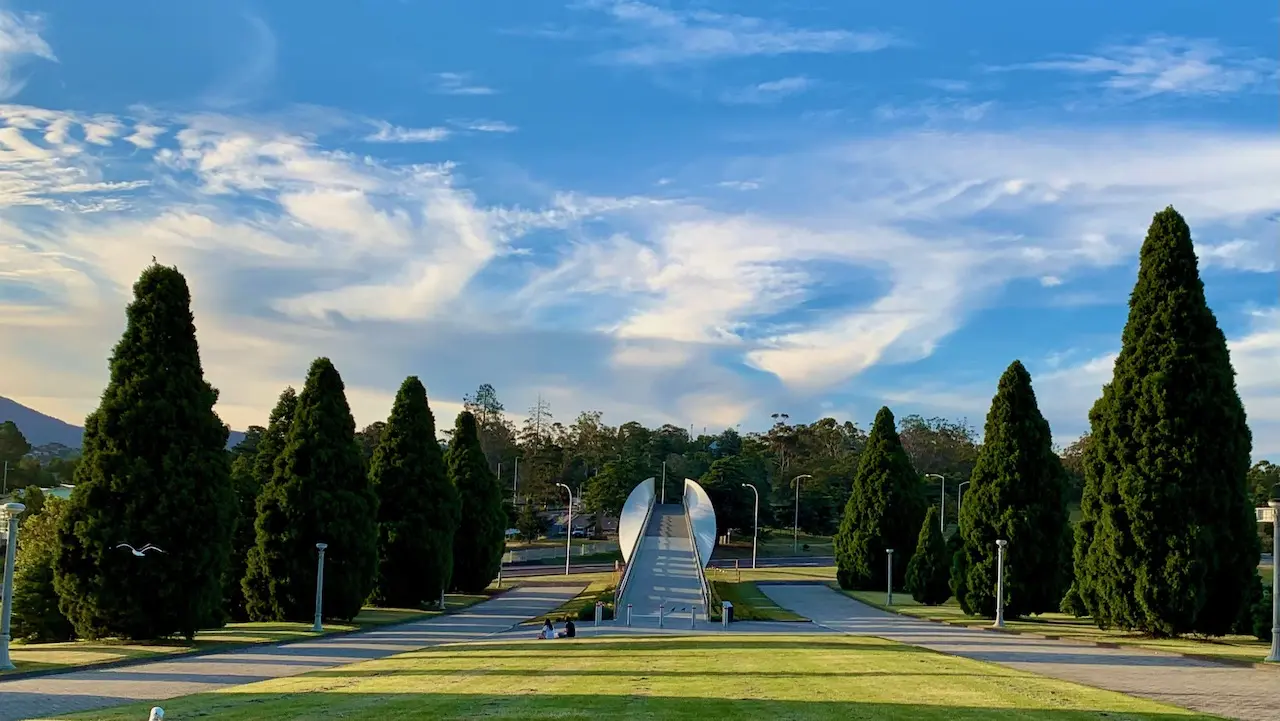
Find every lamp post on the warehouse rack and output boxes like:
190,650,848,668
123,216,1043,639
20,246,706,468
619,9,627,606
556,482,572,577
791,474,812,554
741,483,759,569
958,481,970,513
661,461,667,504
0,502,26,671
924,474,945,531
886,548,895,606
1266,496,1280,663
312,542,328,633
512,458,519,501
993,539,1008,629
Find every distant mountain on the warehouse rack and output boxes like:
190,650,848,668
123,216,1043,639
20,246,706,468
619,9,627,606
1,396,246,450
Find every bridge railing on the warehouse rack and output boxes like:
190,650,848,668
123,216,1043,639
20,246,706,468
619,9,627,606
682,480,712,619
613,490,655,610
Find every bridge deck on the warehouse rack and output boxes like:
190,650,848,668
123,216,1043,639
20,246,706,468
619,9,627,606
617,503,706,625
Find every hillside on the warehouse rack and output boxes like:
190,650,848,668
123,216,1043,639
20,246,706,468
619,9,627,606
0,396,245,449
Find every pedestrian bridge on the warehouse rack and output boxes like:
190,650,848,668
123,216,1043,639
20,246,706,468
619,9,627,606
614,477,717,627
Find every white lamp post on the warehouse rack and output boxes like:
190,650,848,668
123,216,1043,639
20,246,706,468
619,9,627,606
1266,497,1280,663
312,542,328,633
958,481,971,513
661,461,667,504
886,548,895,606
556,482,572,577
924,474,945,531
1,502,26,670
993,539,1008,628
741,483,759,569
791,474,812,554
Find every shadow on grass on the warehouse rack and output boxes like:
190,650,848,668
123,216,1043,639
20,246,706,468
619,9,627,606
424,639,924,655
57,692,1221,721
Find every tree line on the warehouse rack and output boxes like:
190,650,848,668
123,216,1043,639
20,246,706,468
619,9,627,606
9,265,507,642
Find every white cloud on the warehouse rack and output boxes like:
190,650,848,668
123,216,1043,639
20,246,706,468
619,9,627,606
1008,36,1276,98
874,99,994,124
717,179,760,191
124,123,165,149
432,72,496,96
720,76,814,105
0,11,56,100
364,121,451,143
454,119,518,133
1198,238,1276,272
579,0,897,65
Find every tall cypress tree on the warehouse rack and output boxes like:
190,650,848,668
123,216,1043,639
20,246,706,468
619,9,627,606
369,376,457,608
836,407,925,591
239,388,297,621
952,360,1070,618
242,359,378,622
449,410,506,593
53,263,235,640
1074,206,1257,637
905,506,951,606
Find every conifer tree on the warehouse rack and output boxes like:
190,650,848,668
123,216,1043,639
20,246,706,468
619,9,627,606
369,377,457,607
449,410,507,593
243,358,378,622
238,389,297,620
1073,207,1258,637
952,360,1070,618
836,407,925,590
54,264,235,640
905,506,951,605
12,498,75,642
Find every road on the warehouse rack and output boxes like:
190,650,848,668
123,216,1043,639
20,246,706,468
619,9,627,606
501,555,834,578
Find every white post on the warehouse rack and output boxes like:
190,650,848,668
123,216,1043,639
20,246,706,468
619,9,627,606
1267,500,1280,663
658,603,665,629
512,457,519,500
312,542,328,633
994,539,1008,628
0,502,26,671
886,548,894,606
594,601,603,627
556,483,572,577
742,483,759,569
626,603,633,627
690,605,696,629
661,461,666,504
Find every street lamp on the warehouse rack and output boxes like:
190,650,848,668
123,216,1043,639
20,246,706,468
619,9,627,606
886,548,895,606
661,461,667,504
741,483,759,569
958,481,970,512
924,473,945,531
0,502,25,671
312,542,328,633
791,474,812,554
556,482,572,577
993,539,1008,629
1266,493,1280,663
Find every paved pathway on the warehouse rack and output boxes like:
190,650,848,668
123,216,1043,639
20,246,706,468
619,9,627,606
0,585,582,721
762,584,1280,721
617,504,706,626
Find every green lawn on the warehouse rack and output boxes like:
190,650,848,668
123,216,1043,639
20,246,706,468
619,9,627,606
843,589,1272,666
60,634,1217,720
706,564,837,584
3,595,488,676
708,580,806,622
713,531,834,560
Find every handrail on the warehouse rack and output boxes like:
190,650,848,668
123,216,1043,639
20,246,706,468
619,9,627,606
613,492,656,610
683,486,712,619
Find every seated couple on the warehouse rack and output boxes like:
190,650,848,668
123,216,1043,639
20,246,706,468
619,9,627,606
537,617,576,639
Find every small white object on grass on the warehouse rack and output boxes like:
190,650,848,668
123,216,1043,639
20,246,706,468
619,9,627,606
148,707,164,720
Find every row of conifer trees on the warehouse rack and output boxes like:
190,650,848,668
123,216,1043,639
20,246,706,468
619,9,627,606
14,264,506,642
836,206,1267,639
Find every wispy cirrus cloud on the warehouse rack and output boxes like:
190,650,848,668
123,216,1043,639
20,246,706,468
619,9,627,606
363,121,451,143
431,71,496,96
0,11,56,100
1002,35,1276,98
453,119,518,133
574,0,898,65
874,98,994,124
720,76,814,105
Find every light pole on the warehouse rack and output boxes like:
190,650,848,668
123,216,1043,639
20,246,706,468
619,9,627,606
791,474,812,554
1,461,8,495
886,548,895,606
556,482,572,576
993,539,1008,628
1266,495,1280,663
741,483,759,569
0,502,25,671
661,461,667,504
924,474,945,531
312,542,328,633
512,458,519,501
958,481,970,513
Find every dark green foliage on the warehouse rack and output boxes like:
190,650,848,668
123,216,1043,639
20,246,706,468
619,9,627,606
0,419,31,465
835,407,926,591
370,377,458,607
1250,585,1273,641
952,361,1070,618
582,457,642,519
53,265,235,641
1233,573,1265,638
12,497,75,642
253,389,297,488
243,358,378,622
699,457,756,537
224,453,258,621
516,503,546,541
449,410,506,594
905,507,951,605
16,485,44,522
1073,207,1258,637
237,389,297,619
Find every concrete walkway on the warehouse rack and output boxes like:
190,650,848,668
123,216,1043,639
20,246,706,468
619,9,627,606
0,585,582,721
617,504,706,626
762,584,1279,721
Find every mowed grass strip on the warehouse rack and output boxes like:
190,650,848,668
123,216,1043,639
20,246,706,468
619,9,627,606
6,595,488,675
843,589,1270,666
708,581,806,622
60,634,1217,720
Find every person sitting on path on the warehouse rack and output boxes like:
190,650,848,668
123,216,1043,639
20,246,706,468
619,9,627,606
558,617,576,638
540,619,555,640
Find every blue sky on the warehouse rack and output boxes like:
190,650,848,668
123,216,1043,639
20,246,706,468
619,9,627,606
2,1,1279,453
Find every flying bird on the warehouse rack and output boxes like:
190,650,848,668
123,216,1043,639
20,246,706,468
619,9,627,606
116,543,166,557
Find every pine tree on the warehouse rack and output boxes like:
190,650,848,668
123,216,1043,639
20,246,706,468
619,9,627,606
239,389,297,620
905,507,951,605
53,263,235,640
952,360,1070,618
242,358,378,622
1073,207,1258,637
836,407,925,591
449,410,507,593
370,376,457,607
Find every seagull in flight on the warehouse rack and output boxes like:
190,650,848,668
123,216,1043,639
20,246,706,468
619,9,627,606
116,543,166,557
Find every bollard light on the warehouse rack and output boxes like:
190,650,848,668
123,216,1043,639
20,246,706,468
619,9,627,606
626,603,633,627
658,603,665,629
885,548,895,607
